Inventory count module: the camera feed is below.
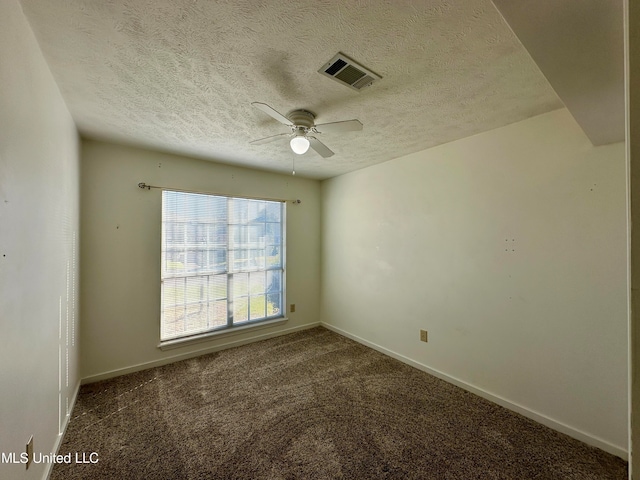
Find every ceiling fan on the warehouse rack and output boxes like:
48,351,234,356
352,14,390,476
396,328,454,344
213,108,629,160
249,102,363,158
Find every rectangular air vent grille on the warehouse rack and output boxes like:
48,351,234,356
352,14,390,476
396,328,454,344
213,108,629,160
318,53,381,91
325,58,347,76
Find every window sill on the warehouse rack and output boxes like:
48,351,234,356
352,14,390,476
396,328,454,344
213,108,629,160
158,317,288,351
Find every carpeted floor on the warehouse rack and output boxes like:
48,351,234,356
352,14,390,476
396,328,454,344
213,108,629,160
52,327,627,479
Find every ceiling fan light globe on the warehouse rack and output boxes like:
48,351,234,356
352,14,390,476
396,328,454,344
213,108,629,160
290,136,310,155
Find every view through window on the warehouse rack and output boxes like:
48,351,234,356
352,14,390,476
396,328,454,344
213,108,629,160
161,191,285,341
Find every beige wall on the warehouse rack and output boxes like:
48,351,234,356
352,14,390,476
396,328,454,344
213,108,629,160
321,108,628,456
0,1,80,479
80,140,321,381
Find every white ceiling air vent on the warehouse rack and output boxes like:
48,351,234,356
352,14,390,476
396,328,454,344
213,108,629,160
318,53,381,91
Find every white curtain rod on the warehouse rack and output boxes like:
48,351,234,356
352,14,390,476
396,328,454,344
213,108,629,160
137,183,302,204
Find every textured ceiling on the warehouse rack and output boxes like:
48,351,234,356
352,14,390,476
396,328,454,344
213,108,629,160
19,0,562,179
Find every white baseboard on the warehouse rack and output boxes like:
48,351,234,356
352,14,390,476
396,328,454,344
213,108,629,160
81,322,321,384
321,322,628,461
44,380,81,480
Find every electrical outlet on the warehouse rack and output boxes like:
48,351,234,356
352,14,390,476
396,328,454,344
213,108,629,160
290,304,296,313
26,436,33,470
420,330,428,343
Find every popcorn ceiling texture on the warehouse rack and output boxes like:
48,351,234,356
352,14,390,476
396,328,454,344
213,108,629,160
19,0,562,179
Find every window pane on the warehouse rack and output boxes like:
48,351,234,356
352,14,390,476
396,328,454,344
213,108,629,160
163,247,187,275
267,246,281,268
234,298,248,323
266,202,281,222
212,300,227,328
266,270,281,293
267,293,281,316
233,272,248,297
230,249,249,272
185,276,206,304
248,224,265,246
163,302,210,340
249,249,265,270
208,275,227,300
208,224,227,244
213,250,227,273
250,271,266,294
184,303,208,335
266,223,281,245
230,198,249,223
162,277,183,308
248,200,264,223
230,225,248,248
250,294,266,320
162,305,184,339
192,249,207,272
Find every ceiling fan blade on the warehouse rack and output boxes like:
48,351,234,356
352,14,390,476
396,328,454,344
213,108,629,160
315,119,363,133
249,132,290,145
251,102,292,126
308,136,334,158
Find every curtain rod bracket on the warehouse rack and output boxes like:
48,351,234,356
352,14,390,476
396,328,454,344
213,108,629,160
138,182,151,190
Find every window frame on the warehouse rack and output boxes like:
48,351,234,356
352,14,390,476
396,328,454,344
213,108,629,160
159,190,286,346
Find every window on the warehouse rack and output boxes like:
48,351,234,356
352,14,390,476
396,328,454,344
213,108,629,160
161,191,285,341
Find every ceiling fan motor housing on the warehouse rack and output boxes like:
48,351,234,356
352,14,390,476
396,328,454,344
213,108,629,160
287,110,315,129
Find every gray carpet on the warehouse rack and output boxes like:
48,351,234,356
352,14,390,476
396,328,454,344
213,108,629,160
52,327,627,479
